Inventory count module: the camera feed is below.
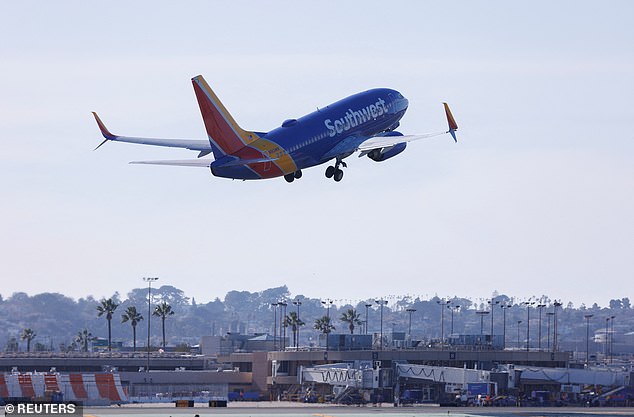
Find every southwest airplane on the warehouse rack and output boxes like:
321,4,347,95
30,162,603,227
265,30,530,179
93,75,458,182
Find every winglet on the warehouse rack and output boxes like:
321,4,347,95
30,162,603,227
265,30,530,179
92,112,118,150
443,103,458,142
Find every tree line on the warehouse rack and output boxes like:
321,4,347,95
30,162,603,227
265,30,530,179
0,285,631,353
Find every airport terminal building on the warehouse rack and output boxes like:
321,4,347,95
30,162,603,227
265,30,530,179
4,330,632,406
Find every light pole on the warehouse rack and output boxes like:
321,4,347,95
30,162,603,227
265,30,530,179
604,316,610,360
476,311,489,348
271,302,278,350
517,320,523,349
321,299,333,351
375,299,388,350
488,300,499,337
436,299,450,348
553,301,562,352
143,277,158,372
500,304,510,349
364,303,372,335
546,311,554,351
450,305,460,336
406,308,416,340
537,304,546,350
609,315,615,364
293,299,302,349
584,314,593,367
524,301,535,351
279,301,287,350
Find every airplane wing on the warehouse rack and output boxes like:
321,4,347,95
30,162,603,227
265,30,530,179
357,131,447,151
356,103,458,153
92,112,212,156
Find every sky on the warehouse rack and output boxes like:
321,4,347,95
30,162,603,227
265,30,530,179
0,1,632,308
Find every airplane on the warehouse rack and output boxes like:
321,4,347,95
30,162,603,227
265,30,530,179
93,75,458,183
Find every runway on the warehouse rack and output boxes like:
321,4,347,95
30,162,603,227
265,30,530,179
81,403,634,417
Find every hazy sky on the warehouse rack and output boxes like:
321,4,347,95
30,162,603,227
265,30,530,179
1,1,632,307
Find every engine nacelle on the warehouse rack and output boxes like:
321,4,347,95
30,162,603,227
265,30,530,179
367,142,407,162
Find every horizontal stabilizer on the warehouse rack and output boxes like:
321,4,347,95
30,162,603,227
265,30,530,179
129,159,213,167
214,157,279,167
129,156,278,168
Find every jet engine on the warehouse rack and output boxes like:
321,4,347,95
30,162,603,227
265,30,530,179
367,142,407,162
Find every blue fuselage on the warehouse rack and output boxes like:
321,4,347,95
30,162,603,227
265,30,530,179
212,88,408,180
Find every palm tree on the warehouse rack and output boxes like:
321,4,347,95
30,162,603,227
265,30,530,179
340,308,363,334
75,329,96,352
20,328,36,352
314,315,336,335
121,306,144,352
153,301,174,349
283,311,304,348
96,298,119,351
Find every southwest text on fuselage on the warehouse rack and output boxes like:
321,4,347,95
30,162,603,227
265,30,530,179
324,97,388,137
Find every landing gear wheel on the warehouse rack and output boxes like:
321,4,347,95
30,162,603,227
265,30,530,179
284,173,295,183
325,166,335,178
333,169,344,182
294,170,303,179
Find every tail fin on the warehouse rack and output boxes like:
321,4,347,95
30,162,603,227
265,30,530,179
191,75,257,158
443,103,458,142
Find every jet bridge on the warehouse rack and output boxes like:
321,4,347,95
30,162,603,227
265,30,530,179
502,364,631,388
396,363,490,385
299,363,377,389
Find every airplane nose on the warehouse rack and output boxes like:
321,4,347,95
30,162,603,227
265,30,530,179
393,97,409,113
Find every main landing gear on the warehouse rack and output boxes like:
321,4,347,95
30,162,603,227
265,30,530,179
325,158,346,182
284,170,303,183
